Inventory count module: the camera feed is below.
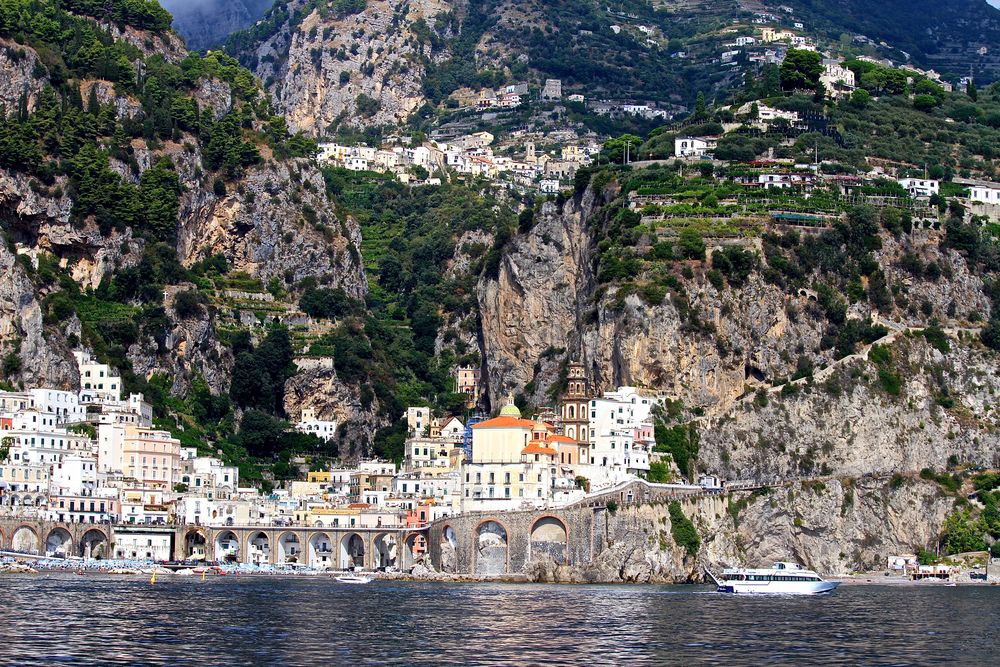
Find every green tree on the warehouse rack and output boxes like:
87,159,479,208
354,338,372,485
780,49,822,91
694,91,706,120
678,228,706,261
940,508,986,555
602,134,643,164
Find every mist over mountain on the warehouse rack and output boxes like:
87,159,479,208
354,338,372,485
158,0,274,50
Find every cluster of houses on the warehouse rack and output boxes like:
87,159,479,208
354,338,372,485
1,354,710,559
450,79,565,112
0,352,238,530
317,131,601,193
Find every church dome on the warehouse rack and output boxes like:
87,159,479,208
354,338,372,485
499,394,521,418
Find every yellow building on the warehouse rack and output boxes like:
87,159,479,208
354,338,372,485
460,398,579,511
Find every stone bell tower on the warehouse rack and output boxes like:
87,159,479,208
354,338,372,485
559,360,590,443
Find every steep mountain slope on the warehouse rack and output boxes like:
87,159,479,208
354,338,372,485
772,0,1000,80
225,0,746,135
159,0,275,51
0,0,370,479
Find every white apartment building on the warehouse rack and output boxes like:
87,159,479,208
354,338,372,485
179,448,239,495
74,351,122,402
965,180,1000,204
0,410,93,508
586,387,663,488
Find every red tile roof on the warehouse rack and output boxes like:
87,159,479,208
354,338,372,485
473,416,537,429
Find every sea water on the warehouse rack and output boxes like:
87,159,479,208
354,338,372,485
0,574,996,665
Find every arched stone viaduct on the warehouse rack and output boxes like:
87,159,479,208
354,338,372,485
0,519,423,571
0,519,113,559
426,480,699,575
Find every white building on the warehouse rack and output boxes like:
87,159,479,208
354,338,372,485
585,387,664,488
0,410,94,510
74,351,122,402
675,136,715,158
114,528,173,560
963,179,1000,204
897,178,940,198
295,407,338,441
820,59,856,97
179,448,239,494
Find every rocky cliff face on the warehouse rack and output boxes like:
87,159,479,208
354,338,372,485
479,185,997,420
174,151,366,295
529,477,953,584
700,336,1000,481
0,238,79,390
237,0,457,135
0,40,45,116
284,366,382,453
478,187,831,411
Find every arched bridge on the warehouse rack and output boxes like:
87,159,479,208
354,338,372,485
0,519,424,570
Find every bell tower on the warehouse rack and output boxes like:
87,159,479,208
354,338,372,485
559,360,590,442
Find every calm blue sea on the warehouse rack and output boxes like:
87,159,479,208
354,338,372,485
0,574,996,665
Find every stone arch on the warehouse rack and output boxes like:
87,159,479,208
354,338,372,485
529,516,569,565
46,527,73,557
580,426,588,442
308,532,334,569
247,531,270,565
372,532,397,570
438,525,457,573
402,533,422,570
215,530,240,562
80,528,109,559
35,495,45,507
277,531,301,563
567,404,576,419
184,529,207,560
473,519,509,576
340,533,365,570
566,425,576,440
12,525,40,554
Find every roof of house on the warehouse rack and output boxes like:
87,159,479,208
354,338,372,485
473,416,537,429
545,434,579,445
522,442,559,456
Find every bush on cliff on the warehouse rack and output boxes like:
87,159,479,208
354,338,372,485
668,501,700,557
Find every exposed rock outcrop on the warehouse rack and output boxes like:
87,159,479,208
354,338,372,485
0,238,79,389
700,336,1000,481
240,0,455,135
283,366,382,455
527,478,953,584
0,39,45,116
175,152,366,296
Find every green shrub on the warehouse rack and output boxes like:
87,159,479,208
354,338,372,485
668,501,700,556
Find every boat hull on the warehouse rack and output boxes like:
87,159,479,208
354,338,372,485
717,580,839,595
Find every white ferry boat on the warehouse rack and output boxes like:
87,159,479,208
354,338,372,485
335,574,373,584
705,561,839,595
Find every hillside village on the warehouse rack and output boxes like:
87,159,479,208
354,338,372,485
1,353,709,564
